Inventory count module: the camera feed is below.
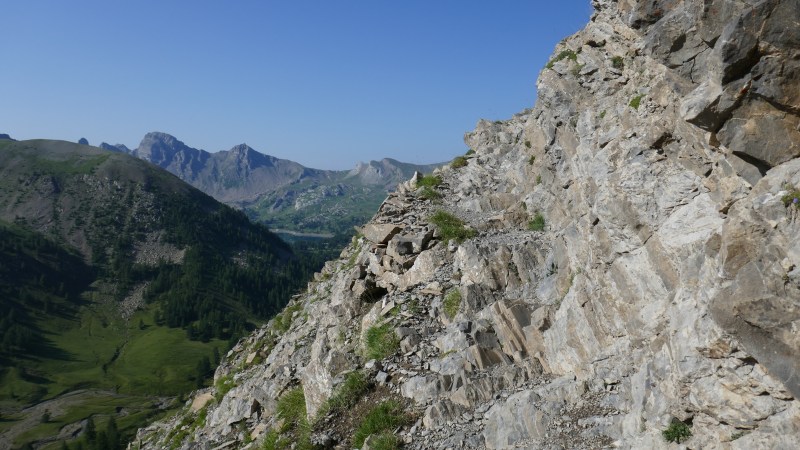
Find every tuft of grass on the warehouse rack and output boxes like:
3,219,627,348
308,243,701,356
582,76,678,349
528,155,536,165
451,156,468,169
443,289,461,320
215,375,235,401
322,371,371,417
528,213,545,232
268,386,314,450
629,94,645,109
262,429,282,450
416,175,443,200
416,175,442,188
369,431,401,450
364,324,400,360
273,303,303,334
352,400,412,448
535,175,542,185
429,210,476,243
524,140,531,149
546,49,578,69
662,421,692,444
599,110,606,119
276,387,307,431
465,149,475,156
611,56,624,69
419,186,441,200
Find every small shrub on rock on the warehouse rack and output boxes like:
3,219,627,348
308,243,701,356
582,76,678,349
546,49,578,69
528,213,546,231
662,420,691,444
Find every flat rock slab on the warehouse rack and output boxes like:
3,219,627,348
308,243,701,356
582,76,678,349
191,393,215,412
362,224,402,244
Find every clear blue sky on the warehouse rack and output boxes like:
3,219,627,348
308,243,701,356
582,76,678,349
1,1,592,170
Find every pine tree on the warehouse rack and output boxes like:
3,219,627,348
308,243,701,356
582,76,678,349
213,346,221,365
106,416,120,450
85,416,97,446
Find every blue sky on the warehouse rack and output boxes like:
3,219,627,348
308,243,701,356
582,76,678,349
1,1,592,169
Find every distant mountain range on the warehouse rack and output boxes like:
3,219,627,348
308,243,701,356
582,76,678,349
0,138,322,447
101,132,444,238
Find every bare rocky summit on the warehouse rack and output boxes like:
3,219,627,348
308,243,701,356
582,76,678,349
134,0,800,448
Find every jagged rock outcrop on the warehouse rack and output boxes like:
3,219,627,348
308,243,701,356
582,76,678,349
135,0,800,449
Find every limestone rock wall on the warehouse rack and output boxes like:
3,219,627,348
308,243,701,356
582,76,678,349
134,1,800,449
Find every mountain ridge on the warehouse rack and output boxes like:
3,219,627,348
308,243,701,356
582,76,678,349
102,132,444,237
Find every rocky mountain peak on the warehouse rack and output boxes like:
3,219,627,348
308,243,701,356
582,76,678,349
134,131,197,165
136,2,800,446
99,142,131,153
221,143,277,168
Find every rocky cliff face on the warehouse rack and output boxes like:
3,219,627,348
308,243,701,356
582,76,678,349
134,0,800,448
